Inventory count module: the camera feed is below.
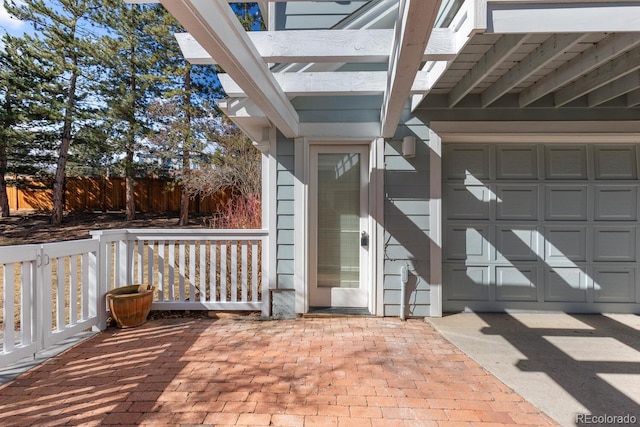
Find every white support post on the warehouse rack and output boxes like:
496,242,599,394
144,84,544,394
294,136,308,313
374,137,386,316
254,129,274,317
429,130,443,317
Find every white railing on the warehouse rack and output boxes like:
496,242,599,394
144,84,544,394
1,229,270,367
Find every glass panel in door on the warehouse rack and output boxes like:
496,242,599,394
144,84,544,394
317,153,361,289
309,146,369,309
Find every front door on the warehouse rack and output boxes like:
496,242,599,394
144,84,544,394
309,145,369,308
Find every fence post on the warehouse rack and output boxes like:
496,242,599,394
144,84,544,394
90,233,108,331
261,234,270,318
31,252,41,354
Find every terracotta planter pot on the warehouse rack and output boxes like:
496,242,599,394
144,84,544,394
106,284,155,328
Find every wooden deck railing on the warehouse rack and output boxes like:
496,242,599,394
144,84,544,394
0,229,269,367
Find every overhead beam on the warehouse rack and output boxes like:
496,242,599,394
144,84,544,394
219,71,431,97
160,0,299,138
519,33,640,107
448,34,529,108
487,2,640,33
588,71,640,107
127,0,354,2
555,44,640,107
175,29,456,65
381,0,442,138
480,33,588,108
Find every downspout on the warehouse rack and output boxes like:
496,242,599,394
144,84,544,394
400,263,408,321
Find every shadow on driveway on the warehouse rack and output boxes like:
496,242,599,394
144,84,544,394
429,313,640,427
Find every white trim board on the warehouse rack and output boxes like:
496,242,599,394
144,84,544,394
430,121,640,143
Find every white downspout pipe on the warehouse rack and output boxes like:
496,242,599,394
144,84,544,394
400,264,408,321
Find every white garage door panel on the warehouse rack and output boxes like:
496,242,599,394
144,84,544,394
444,143,640,312
496,266,538,301
593,268,636,303
545,267,587,302
545,186,588,220
545,227,587,262
594,146,637,179
545,146,587,179
497,146,538,179
446,265,489,301
593,228,636,261
496,226,539,261
445,225,491,261
496,186,539,220
446,144,490,180
446,185,490,219
594,186,637,220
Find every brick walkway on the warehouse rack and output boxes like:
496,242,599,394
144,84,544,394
0,317,557,426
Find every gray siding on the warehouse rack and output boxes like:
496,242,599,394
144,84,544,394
274,1,367,30
292,96,383,123
276,133,295,290
383,128,431,317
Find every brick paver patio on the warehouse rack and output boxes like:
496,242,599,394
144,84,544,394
0,317,557,426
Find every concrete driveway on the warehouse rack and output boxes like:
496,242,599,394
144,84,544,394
428,313,640,427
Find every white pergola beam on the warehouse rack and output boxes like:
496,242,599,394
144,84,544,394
175,29,456,65
520,32,640,107
381,0,442,138
219,71,431,97
127,0,355,2
448,34,528,108
588,71,640,107
555,44,640,107
160,0,299,138
487,2,640,33
480,33,587,108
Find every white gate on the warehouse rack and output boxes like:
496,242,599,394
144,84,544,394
0,240,103,367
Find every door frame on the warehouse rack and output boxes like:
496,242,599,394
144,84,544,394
308,145,370,308
294,138,382,315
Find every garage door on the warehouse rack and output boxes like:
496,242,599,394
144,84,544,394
443,143,640,313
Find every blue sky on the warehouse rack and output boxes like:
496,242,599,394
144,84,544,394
0,1,25,33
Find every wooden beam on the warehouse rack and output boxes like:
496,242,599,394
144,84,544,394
381,0,442,138
487,2,640,33
480,33,587,108
219,71,431,97
555,44,640,107
161,0,299,138
128,0,357,2
519,33,640,107
588,71,640,107
448,34,528,108
175,28,456,65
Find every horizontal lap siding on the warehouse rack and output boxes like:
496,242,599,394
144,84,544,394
383,131,431,317
277,135,295,290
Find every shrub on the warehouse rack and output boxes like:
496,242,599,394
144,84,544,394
210,194,261,229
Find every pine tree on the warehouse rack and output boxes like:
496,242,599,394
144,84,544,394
0,31,59,217
96,1,174,221
5,0,103,224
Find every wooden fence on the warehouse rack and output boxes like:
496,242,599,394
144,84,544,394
7,177,229,214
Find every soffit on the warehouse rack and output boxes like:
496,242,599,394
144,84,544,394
416,0,640,115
